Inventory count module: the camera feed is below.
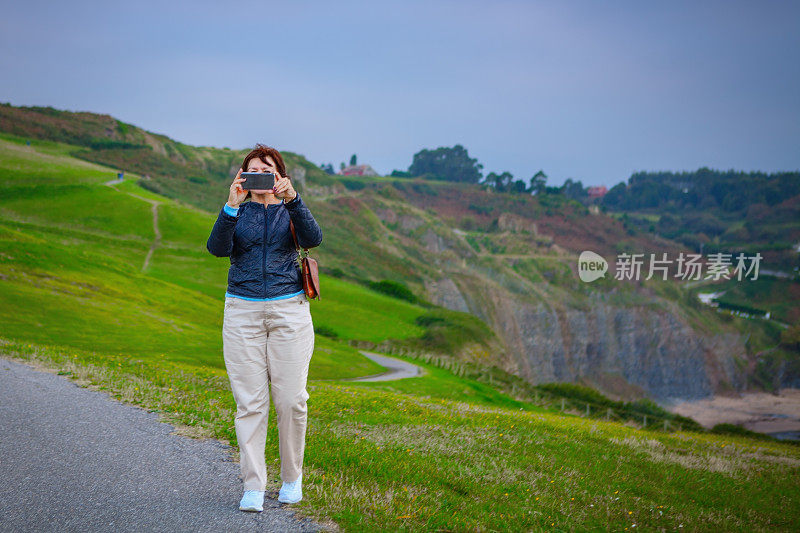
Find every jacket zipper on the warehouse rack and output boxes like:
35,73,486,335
262,207,268,298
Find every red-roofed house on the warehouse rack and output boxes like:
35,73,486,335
339,164,378,177
587,185,608,199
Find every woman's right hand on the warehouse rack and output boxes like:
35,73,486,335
227,169,248,208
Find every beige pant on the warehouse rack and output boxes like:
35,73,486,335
222,293,314,491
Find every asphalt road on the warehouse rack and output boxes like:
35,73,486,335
353,352,423,382
0,357,325,532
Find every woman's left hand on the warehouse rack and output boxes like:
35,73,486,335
273,171,297,202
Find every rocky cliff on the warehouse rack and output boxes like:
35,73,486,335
348,187,752,405
425,275,749,404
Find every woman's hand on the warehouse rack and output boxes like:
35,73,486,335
227,169,248,208
272,171,297,202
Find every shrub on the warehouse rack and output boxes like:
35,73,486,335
368,279,418,303
314,324,339,339
339,178,366,191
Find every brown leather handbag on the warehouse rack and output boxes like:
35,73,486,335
289,220,320,300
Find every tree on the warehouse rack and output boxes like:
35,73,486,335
484,171,514,193
408,144,483,183
349,154,357,166
530,170,547,194
561,178,588,202
340,162,345,171
511,179,530,194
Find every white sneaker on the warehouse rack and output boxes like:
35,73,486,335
278,473,303,504
239,490,264,512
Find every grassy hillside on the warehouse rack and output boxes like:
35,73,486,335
0,133,427,378
5,103,797,401
2,128,800,530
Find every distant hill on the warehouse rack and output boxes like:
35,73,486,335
602,167,800,272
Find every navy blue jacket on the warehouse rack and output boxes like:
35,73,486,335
206,192,323,299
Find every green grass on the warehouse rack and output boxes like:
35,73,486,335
711,276,799,325
4,338,799,532
0,135,426,379
2,134,800,531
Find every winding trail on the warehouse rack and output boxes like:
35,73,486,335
104,179,161,272
345,351,424,382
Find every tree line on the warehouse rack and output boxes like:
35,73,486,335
387,144,591,200
602,167,800,213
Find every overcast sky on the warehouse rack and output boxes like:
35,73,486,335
1,0,798,187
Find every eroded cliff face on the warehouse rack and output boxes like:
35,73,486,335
356,194,751,404
426,278,749,403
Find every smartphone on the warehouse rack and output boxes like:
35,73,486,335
241,172,275,191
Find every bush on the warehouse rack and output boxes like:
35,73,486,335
368,279,418,303
138,180,163,194
87,138,149,150
468,203,492,215
537,382,614,407
322,266,345,279
459,216,478,231
339,178,366,191
710,423,778,442
411,181,439,196
314,324,339,339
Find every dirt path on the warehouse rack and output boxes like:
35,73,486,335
104,180,162,272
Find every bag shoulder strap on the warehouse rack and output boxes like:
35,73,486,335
289,220,310,254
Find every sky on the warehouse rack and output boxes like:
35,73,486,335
1,0,798,187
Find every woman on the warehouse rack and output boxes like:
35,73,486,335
206,144,323,512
